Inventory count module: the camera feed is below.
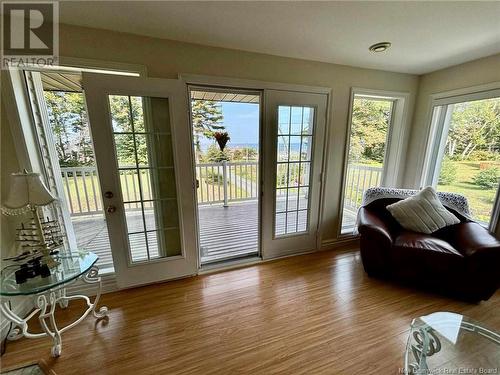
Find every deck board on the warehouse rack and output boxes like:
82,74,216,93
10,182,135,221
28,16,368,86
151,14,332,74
71,201,358,266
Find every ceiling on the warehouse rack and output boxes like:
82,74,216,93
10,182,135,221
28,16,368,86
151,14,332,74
59,1,500,75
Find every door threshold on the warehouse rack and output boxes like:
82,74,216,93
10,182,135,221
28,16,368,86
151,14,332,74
199,255,262,274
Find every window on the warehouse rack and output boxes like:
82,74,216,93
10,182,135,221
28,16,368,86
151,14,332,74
274,105,314,236
425,94,500,227
340,94,395,234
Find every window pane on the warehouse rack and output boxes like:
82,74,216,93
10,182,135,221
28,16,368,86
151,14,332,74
302,108,314,135
275,213,286,236
278,106,291,135
134,134,149,167
300,136,312,161
298,187,309,209
274,104,315,237
276,164,289,188
290,107,303,135
289,136,301,161
108,95,182,263
129,233,148,262
340,96,393,234
119,169,141,202
114,134,135,168
286,211,297,233
109,95,132,133
436,97,500,225
130,96,145,132
297,211,308,232
277,136,290,162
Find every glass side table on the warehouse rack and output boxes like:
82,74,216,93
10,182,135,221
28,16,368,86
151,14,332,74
404,312,500,375
0,251,108,357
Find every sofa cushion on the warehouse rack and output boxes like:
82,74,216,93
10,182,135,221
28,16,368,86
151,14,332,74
386,187,460,234
393,231,463,256
391,231,465,279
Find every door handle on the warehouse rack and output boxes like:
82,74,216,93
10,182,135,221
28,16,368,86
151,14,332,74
196,179,200,189
104,191,114,199
106,205,117,213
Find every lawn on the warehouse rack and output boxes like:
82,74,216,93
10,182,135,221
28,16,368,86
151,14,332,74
438,161,498,223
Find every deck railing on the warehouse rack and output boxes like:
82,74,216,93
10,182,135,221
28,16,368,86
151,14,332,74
61,163,383,216
343,164,383,210
195,161,259,206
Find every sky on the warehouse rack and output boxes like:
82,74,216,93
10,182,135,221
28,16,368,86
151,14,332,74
199,102,260,149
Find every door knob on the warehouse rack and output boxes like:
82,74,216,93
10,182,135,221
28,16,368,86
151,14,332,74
106,205,117,213
104,191,114,199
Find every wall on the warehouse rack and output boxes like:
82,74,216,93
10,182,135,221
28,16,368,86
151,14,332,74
57,23,419,243
1,100,20,258
404,53,500,188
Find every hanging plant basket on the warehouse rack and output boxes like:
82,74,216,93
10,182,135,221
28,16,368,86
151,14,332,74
213,131,230,151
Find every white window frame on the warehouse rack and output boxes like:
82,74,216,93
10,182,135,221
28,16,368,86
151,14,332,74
337,87,410,237
421,83,500,232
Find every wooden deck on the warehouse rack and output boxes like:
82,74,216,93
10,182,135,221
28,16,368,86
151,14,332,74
71,201,357,267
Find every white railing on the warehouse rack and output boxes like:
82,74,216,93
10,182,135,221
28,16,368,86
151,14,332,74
343,164,383,210
195,161,259,206
61,163,382,216
61,161,259,215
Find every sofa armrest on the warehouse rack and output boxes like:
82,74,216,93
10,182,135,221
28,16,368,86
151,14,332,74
357,207,394,245
439,222,500,258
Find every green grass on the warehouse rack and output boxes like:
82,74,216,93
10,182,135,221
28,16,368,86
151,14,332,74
438,161,498,223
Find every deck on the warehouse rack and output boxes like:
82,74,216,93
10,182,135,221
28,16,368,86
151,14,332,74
71,201,357,267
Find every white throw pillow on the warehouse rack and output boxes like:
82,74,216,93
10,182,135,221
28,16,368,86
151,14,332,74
386,186,460,234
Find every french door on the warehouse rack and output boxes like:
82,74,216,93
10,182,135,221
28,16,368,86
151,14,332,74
261,90,327,258
83,73,198,288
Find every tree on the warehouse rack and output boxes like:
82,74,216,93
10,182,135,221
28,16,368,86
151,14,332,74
44,91,95,166
445,99,500,160
349,99,392,164
191,100,224,158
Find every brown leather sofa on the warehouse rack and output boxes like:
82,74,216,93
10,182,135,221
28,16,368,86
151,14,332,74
357,197,500,301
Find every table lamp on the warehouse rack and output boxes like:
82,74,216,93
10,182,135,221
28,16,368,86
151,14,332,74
2,171,60,268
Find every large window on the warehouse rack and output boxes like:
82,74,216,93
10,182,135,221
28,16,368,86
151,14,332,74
340,94,395,234
426,95,500,227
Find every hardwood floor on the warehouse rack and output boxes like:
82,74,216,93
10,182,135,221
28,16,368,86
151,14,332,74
1,249,498,374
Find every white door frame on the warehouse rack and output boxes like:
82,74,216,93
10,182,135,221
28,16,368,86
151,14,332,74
181,74,332,259
187,84,264,266
83,73,199,288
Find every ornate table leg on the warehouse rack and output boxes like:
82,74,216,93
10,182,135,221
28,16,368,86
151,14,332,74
82,266,109,319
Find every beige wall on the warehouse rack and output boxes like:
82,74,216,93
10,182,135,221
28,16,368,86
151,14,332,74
58,23,419,242
404,53,500,188
1,100,21,258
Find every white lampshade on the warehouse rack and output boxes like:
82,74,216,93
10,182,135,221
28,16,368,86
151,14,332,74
3,172,56,209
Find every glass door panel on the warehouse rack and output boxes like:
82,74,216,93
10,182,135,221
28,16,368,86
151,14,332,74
274,105,314,237
108,95,181,263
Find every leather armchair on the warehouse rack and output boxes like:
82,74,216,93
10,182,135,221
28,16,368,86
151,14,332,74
357,198,500,301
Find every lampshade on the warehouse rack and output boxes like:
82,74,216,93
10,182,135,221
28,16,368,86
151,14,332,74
3,172,56,209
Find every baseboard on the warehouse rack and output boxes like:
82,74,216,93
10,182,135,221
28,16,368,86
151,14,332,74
320,236,359,251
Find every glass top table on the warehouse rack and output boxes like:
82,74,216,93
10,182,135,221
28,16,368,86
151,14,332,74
0,251,107,358
0,251,98,296
405,312,500,375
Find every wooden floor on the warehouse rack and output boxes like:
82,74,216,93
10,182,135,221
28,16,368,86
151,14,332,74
2,249,498,374
72,201,358,266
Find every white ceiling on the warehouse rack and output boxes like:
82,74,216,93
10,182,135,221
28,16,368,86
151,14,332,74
59,1,500,75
